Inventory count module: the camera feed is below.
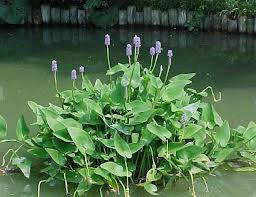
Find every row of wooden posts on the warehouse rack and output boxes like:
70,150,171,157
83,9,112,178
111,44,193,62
37,4,256,34
32,4,88,25
120,6,256,34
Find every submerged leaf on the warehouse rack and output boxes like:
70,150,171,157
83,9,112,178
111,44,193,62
12,157,31,178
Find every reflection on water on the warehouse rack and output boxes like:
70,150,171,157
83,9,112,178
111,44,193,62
0,27,256,196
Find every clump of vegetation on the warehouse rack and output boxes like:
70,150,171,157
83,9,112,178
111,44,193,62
1,35,256,197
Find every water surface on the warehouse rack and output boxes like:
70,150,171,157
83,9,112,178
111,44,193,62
0,27,256,196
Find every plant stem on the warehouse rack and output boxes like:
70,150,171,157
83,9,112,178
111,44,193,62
149,55,154,70
84,154,90,179
54,72,64,109
37,179,47,197
164,63,172,84
151,53,159,72
189,171,196,197
128,56,131,68
106,45,112,82
124,158,130,197
64,172,69,194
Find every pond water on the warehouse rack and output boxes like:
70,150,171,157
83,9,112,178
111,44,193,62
0,27,256,196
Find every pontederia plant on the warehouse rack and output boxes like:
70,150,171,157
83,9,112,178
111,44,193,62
1,34,256,197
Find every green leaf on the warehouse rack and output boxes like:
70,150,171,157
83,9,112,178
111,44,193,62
106,63,128,75
214,148,234,163
158,142,190,157
243,126,256,141
128,110,154,125
111,123,133,135
0,115,7,139
181,124,202,139
60,118,82,130
52,138,78,154
114,133,132,158
170,73,196,81
27,147,49,159
146,122,172,141
16,115,30,141
161,80,191,102
100,162,131,177
83,98,103,115
201,103,223,128
67,127,95,155
121,62,141,88
12,157,31,178
98,138,115,149
146,169,162,182
214,121,230,147
177,145,205,161
82,75,94,94
45,148,66,166
144,182,159,196
126,100,152,114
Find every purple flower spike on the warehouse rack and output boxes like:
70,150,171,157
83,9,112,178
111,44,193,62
79,66,84,73
155,41,162,54
150,47,156,56
133,35,141,48
105,34,110,46
71,69,77,81
126,44,132,57
51,60,57,72
168,50,173,57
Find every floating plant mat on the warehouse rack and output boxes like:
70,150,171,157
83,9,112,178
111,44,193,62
0,34,256,197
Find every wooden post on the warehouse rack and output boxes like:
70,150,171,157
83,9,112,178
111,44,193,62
143,7,152,25
127,6,136,25
168,9,178,27
119,10,127,25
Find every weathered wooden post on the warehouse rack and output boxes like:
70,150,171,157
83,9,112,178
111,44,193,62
213,14,221,31
143,7,152,25
78,9,86,26
70,5,78,25
161,11,169,27
254,17,256,34
51,7,61,24
204,15,214,31
119,10,127,25
221,14,228,32
238,15,247,33
41,4,50,24
186,11,193,25
61,9,70,24
152,9,160,26
177,9,186,27
26,6,33,24
227,19,238,33
127,6,136,25
135,12,144,25
32,8,42,25
168,8,178,27
247,18,254,34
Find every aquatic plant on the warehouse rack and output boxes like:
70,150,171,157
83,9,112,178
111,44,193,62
1,34,256,197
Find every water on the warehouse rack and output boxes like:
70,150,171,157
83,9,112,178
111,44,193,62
0,27,256,196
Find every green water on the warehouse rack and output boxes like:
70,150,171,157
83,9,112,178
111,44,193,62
0,27,256,196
